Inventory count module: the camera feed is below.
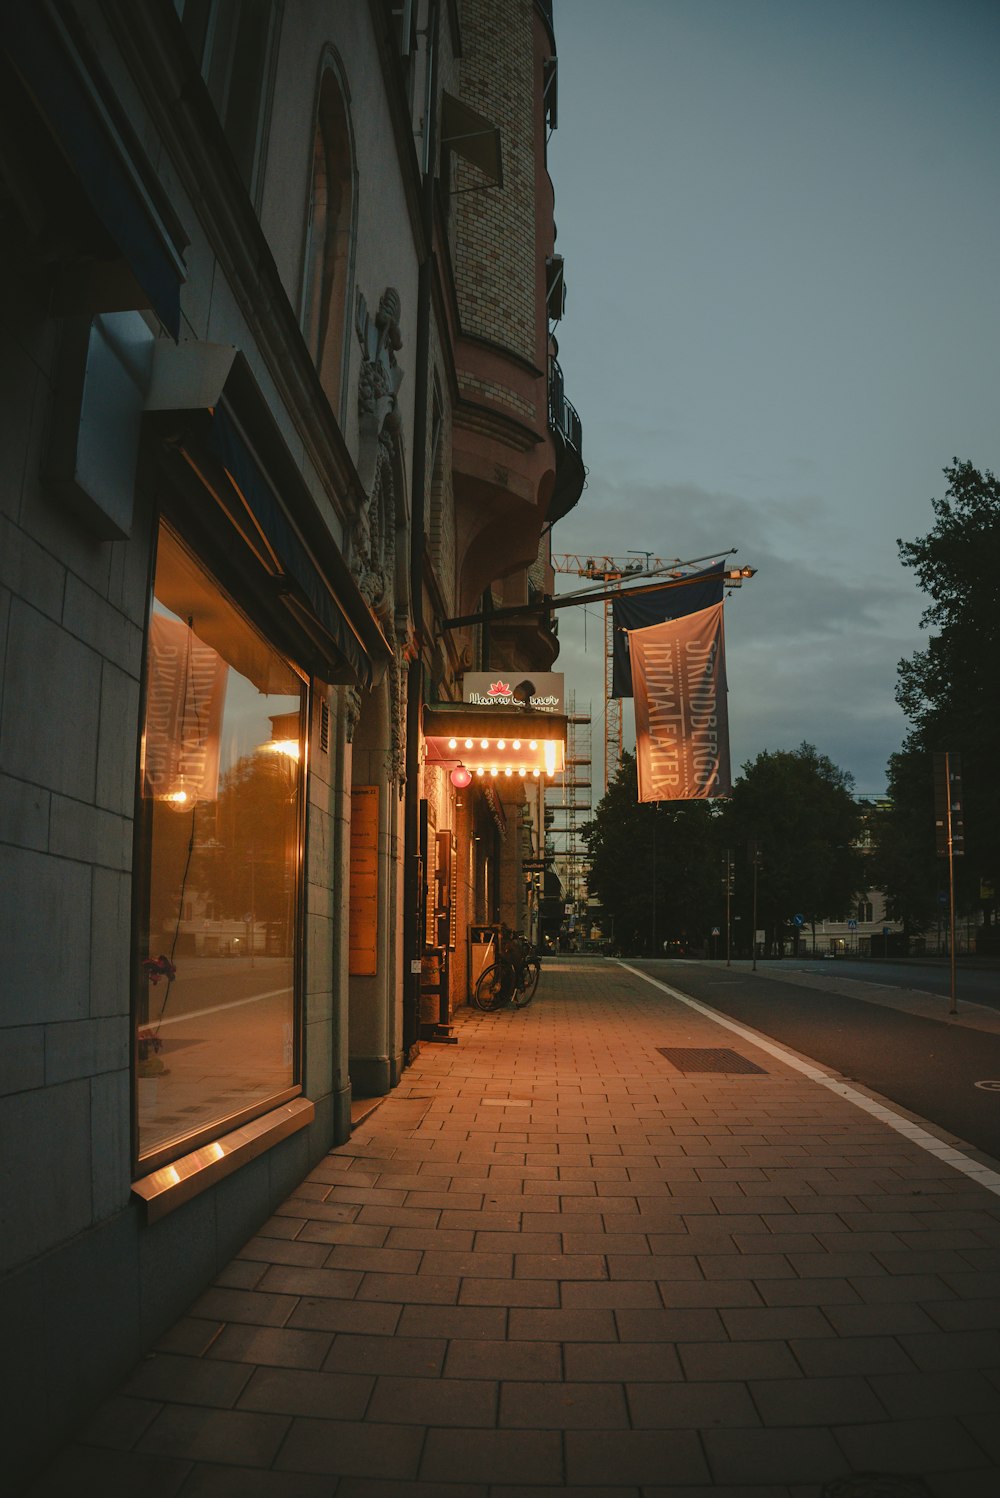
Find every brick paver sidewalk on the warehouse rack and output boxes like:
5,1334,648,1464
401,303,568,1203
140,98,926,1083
28,959,1000,1496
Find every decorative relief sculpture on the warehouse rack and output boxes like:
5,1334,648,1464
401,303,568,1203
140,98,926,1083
356,286,403,496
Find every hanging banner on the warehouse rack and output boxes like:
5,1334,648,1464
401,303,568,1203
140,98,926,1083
612,564,725,698
630,602,731,801
142,613,228,804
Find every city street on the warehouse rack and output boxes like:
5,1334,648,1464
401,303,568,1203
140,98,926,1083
632,958,1000,1167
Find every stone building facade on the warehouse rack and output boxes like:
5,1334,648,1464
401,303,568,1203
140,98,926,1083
0,1,583,1480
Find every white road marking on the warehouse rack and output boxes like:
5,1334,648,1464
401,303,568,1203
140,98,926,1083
619,961,1000,1198
151,988,293,1027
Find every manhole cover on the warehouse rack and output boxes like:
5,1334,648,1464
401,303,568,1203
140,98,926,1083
821,1473,933,1497
656,1046,766,1075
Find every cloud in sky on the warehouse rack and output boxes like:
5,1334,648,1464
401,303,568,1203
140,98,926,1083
547,0,999,802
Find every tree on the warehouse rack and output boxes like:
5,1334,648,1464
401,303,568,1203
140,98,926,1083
720,743,866,956
582,752,721,954
867,751,942,937
876,460,1000,937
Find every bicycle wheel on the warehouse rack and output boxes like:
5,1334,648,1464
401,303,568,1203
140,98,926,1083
515,958,541,1006
473,962,508,1011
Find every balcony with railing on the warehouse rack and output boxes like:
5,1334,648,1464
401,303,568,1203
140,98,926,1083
547,357,585,525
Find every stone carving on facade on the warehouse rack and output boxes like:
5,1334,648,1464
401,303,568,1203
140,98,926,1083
352,287,404,617
355,286,403,497
343,685,362,744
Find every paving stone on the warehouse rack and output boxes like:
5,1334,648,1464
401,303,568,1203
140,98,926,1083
626,1380,760,1428
419,1428,563,1485
275,1417,424,1478
563,1342,683,1381
366,1373,497,1425
565,1429,710,1486
748,1374,886,1426
236,1365,373,1419
677,1340,803,1381
499,1379,629,1428
137,1406,290,1467
321,1332,445,1377
868,1368,1000,1418
507,1306,618,1341
205,1325,333,1370
701,1425,846,1484
833,1415,994,1472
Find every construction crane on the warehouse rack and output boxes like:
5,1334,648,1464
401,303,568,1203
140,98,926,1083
551,552,688,794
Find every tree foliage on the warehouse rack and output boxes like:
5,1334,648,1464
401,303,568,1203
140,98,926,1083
582,752,721,954
720,743,866,954
584,744,865,957
874,460,1000,924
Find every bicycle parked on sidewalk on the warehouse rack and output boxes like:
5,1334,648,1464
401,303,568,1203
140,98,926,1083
472,928,541,1011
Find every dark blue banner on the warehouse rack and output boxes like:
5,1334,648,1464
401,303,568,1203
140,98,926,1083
612,564,726,697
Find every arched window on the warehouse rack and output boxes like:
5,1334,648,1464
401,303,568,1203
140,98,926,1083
301,57,356,421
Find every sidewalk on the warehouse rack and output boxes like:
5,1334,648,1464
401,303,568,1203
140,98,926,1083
27,958,1000,1496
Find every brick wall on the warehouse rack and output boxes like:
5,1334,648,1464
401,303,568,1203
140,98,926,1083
455,0,538,369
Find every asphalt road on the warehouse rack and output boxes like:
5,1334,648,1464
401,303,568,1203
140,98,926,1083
756,955,1000,1010
629,957,1000,1168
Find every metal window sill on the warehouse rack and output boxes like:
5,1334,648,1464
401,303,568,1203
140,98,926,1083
132,1097,315,1222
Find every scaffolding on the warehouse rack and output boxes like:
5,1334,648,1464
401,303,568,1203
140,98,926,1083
545,689,593,925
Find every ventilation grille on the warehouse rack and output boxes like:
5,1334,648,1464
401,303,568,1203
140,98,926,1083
657,1046,767,1075
320,700,330,754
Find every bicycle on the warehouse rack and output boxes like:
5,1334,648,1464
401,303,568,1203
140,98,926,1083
472,931,541,1011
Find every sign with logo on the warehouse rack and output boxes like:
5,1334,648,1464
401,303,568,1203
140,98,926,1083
462,672,564,714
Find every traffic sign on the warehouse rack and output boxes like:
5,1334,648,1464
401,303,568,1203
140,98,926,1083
847,919,857,930
793,914,804,927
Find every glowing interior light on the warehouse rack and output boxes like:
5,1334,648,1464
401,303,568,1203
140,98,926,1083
465,738,474,749
448,738,457,750
476,768,485,777
490,767,498,777
518,768,526,777
512,739,521,750
267,739,300,760
504,767,513,777
543,739,558,776
528,739,537,751
532,768,541,778
481,738,489,749
163,790,189,805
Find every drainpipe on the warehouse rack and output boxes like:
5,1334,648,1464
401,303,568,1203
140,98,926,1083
402,0,440,1059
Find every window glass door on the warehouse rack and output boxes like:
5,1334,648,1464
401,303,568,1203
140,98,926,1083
137,521,306,1166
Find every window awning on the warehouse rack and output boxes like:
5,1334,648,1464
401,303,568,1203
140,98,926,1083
440,91,503,188
423,704,566,781
145,344,393,691
1,0,187,337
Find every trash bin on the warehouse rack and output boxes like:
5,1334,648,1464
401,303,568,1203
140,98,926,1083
468,923,501,1002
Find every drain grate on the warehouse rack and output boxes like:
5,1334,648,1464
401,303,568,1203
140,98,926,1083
821,1474,933,1498
657,1046,766,1075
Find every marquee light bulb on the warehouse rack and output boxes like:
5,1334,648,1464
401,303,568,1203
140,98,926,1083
497,739,506,750
448,737,457,750
512,739,521,750
481,738,489,749
465,738,473,749
529,740,537,750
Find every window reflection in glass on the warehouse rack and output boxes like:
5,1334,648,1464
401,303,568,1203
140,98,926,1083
137,523,305,1164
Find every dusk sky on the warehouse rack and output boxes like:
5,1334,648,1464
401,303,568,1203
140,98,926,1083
547,0,1000,798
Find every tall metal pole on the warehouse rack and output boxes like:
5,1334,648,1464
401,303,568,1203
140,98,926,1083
751,846,758,972
945,751,958,1016
724,848,732,967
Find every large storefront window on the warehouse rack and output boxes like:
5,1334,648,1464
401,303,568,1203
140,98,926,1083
136,521,306,1166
